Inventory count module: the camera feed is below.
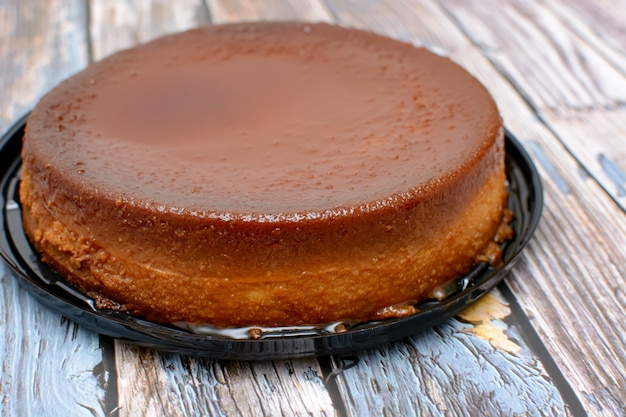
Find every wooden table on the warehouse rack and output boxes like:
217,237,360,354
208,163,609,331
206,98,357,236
1,1,624,416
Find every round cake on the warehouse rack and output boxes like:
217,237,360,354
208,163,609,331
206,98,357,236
20,22,506,328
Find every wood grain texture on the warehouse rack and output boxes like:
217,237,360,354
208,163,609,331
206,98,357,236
324,0,626,415
0,261,106,417
542,0,626,74
542,108,626,202
116,345,336,417
206,0,333,23
442,0,626,210
89,0,211,61
0,0,89,135
0,1,105,416
442,0,626,111
333,312,567,416
547,0,626,54
427,3,626,410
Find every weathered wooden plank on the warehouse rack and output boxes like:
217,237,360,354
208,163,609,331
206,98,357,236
542,108,626,203
0,0,89,135
206,0,333,23
427,9,626,412
442,0,626,210
332,292,568,417
443,0,626,112
116,345,336,417
542,0,626,74
0,1,106,416
548,0,626,52
89,0,211,61
0,264,106,416
324,0,626,415
502,140,626,414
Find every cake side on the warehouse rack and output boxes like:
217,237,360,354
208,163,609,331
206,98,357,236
20,132,505,327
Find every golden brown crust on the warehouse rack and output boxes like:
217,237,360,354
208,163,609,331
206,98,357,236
20,156,505,326
20,22,506,327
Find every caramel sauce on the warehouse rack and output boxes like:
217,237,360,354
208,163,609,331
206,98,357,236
26,22,501,216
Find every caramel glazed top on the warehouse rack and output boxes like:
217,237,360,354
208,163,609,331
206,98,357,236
23,22,502,225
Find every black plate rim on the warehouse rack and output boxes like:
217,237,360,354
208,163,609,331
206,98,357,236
0,116,543,359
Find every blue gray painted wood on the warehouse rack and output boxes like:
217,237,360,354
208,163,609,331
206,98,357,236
333,313,566,416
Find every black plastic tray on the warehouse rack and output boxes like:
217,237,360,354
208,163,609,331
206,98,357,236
0,115,542,359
